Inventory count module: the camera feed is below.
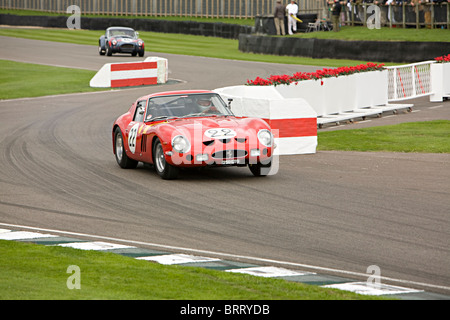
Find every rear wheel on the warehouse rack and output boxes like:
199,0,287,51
153,139,179,180
114,127,138,169
98,43,105,55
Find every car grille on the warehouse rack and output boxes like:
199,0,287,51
203,137,247,146
212,150,247,159
121,44,134,49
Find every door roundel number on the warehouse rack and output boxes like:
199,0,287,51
128,123,140,154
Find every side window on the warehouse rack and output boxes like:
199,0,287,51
133,100,147,122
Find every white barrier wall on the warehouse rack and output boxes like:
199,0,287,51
90,57,168,88
430,62,450,102
214,86,317,155
274,70,388,117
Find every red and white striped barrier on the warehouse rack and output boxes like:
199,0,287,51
214,86,317,155
89,57,168,88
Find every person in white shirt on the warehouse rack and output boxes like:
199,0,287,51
286,0,299,35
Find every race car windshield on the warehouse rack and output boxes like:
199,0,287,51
145,93,234,122
109,29,137,39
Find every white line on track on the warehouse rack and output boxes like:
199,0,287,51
1,222,449,293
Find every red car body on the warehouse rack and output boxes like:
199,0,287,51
112,90,275,179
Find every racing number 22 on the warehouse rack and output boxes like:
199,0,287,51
204,128,236,140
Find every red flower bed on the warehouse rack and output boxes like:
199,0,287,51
246,62,385,86
434,54,450,63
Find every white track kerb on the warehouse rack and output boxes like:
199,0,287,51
89,57,168,88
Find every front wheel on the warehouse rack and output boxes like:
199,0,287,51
153,139,179,180
248,161,272,177
114,127,138,169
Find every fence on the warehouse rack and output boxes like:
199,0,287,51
386,61,434,102
2,1,449,27
0,0,325,18
337,3,450,29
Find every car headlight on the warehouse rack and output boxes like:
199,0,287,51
172,135,191,153
138,41,143,46
257,129,273,147
111,39,117,46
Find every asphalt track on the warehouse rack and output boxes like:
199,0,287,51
0,35,449,296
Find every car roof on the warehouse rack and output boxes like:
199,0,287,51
139,90,215,101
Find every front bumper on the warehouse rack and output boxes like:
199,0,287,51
111,43,144,53
165,144,273,168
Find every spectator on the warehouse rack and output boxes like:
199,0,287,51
273,0,286,35
329,0,343,31
286,0,299,35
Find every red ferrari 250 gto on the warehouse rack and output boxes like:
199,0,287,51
112,90,275,179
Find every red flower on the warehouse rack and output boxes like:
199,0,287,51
245,62,386,86
434,54,450,63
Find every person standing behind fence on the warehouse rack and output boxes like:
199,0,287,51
286,0,299,35
329,0,342,31
274,0,286,35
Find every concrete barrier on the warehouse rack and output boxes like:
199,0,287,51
430,62,450,102
89,57,168,88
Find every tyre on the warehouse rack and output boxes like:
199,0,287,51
248,161,272,177
106,44,112,56
153,139,179,180
139,50,144,57
98,43,105,55
114,127,138,169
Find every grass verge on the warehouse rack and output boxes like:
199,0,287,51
0,240,379,300
318,120,450,153
297,25,450,42
0,59,102,99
